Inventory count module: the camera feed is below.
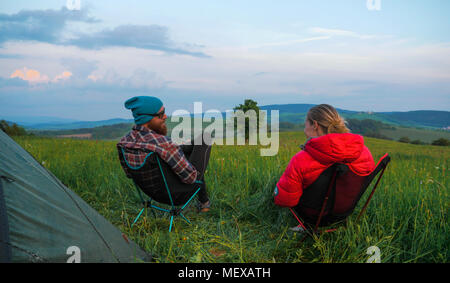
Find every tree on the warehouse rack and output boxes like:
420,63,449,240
411,139,425,145
346,119,393,140
0,120,8,133
0,120,27,136
431,138,450,146
398,136,410,143
233,99,261,141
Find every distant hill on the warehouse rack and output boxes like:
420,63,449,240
31,120,182,140
31,116,450,144
24,118,134,130
260,104,357,114
378,111,450,128
4,103,449,130
33,123,134,140
259,104,449,129
0,116,79,126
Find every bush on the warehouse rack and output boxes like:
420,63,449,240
233,99,261,141
431,138,450,146
398,136,410,143
411,139,426,145
0,120,28,136
365,131,392,140
346,119,394,140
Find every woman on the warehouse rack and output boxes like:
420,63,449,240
274,104,375,207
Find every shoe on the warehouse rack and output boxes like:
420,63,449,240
197,199,211,213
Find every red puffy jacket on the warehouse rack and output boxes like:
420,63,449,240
274,133,375,207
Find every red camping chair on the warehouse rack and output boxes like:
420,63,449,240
289,153,390,237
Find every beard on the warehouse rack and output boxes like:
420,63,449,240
153,122,168,136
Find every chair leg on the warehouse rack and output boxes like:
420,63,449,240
166,187,200,232
133,187,201,232
180,213,191,224
289,208,307,231
132,207,146,227
357,167,386,222
314,171,338,233
181,187,201,211
169,216,174,232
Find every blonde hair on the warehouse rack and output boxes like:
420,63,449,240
306,104,350,134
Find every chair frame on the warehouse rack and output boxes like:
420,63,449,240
289,153,390,238
120,147,203,232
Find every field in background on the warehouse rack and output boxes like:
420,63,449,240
379,127,450,143
31,118,450,145
13,132,449,263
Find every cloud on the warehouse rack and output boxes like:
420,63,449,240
309,27,377,40
0,68,172,120
52,71,72,82
236,26,379,50
60,57,98,79
249,36,331,49
87,68,167,90
66,24,210,57
0,6,99,45
10,67,72,83
10,68,50,83
0,7,209,57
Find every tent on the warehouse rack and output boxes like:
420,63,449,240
0,130,151,262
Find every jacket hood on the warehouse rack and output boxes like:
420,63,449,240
304,133,364,165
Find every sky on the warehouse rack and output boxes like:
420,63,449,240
0,0,449,121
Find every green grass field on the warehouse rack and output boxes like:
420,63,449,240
13,132,449,263
379,127,450,143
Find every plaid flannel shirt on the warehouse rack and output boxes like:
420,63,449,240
117,125,198,184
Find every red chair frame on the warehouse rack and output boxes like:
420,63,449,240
289,153,390,237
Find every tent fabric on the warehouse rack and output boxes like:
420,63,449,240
0,178,12,262
0,130,151,263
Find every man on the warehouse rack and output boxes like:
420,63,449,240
117,96,211,212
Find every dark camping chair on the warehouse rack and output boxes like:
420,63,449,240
118,146,203,232
289,153,390,237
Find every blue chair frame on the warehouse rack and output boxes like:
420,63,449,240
121,148,202,232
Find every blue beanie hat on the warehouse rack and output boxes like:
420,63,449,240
124,96,163,125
